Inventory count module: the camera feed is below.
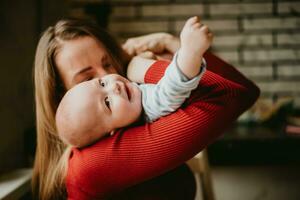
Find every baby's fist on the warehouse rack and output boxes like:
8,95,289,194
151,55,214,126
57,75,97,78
180,16,213,56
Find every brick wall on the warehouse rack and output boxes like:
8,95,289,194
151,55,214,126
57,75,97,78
69,0,300,106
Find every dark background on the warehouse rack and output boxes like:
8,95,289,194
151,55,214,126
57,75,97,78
0,0,67,172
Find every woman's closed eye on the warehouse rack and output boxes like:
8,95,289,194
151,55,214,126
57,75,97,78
103,62,112,69
104,97,110,109
84,77,93,82
75,75,93,85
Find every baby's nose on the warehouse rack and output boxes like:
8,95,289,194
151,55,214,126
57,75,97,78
111,82,122,94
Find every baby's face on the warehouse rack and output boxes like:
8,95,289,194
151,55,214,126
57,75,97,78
68,74,142,146
93,74,142,130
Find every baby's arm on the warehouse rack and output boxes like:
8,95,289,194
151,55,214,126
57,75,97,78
127,16,212,84
137,16,211,122
177,16,212,79
139,53,206,122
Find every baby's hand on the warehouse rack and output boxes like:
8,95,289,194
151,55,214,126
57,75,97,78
180,16,213,56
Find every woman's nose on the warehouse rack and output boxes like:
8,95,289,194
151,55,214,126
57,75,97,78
95,70,107,79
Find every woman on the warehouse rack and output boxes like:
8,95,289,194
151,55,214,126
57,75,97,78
32,18,259,200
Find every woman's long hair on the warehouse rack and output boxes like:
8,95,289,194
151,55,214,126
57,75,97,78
33,19,129,200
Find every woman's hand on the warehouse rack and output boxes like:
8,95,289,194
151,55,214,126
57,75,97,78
123,33,180,83
122,32,180,58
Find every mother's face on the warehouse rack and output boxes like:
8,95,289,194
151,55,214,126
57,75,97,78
55,36,117,90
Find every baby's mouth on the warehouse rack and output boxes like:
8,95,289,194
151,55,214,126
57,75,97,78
125,84,131,100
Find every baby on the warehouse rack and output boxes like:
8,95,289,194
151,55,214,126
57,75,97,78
56,16,213,147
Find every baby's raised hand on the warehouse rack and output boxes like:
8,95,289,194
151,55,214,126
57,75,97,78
180,16,213,56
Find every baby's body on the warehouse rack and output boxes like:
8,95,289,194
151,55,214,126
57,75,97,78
56,16,213,147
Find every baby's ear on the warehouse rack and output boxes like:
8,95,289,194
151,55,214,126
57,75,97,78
110,130,115,136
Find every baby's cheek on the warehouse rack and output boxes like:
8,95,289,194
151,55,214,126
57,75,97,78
113,99,128,117
118,101,132,114
118,102,137,124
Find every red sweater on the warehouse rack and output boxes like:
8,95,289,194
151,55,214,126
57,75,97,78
66,52,260,199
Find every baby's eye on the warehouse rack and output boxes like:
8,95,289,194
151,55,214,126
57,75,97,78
99,79,105,87
104,97,110,109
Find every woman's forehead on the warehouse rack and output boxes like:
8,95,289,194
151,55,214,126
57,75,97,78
57,37,107,65
55,36,111,87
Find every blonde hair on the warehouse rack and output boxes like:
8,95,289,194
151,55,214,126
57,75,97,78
32,19,129,200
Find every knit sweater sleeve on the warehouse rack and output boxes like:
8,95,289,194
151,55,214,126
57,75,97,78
66,52,260,200
139,52,206,122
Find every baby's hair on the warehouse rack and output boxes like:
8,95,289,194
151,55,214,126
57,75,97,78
55,82,107,148
55,91,78,146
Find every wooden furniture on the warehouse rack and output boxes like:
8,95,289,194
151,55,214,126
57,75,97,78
0,168,32,200
187,149,215,200
208,125,300,165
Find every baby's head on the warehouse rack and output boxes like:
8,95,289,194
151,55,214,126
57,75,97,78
56,74,142,147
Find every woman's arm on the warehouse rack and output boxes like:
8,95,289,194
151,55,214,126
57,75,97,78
127,56,155,83
122,32,179,56
67,58,260,199
124,33,180,82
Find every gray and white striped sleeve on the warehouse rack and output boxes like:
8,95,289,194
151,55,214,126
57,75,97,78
138,52,206,122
